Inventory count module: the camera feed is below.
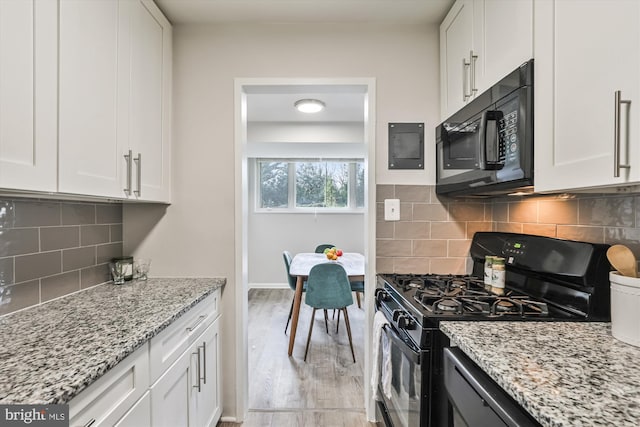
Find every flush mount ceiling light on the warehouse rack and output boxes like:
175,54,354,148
294,99,325,113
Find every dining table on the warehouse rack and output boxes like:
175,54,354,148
287,252,365,356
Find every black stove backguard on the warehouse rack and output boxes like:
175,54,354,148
469,232,612,320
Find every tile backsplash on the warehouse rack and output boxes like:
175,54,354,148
0,197,123,316
377,185,640,274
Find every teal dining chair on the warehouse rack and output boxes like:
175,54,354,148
283,251,328,334
314,243,335,253
314,243,364,308
303,263,356,363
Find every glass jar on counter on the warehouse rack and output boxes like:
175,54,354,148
484,256,495,290
491,257,506,295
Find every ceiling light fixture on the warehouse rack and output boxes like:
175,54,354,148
294,99,325,113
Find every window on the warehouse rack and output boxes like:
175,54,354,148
258,159,365,211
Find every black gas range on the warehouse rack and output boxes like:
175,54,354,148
373,232,612,427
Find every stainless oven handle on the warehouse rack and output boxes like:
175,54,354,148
614,90,631,177
383,324,421,365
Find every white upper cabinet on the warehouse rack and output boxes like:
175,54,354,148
473,0,533,90
59,0,172,202
440,0,533,120
440,0,475,119
123,0,172,202
59,0,123,198
0,0,57,191
534,0,640,192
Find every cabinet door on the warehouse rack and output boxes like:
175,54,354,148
127,0,172,202
150,346,196,427
58,0,127,198
535,0,640,192
440,0,474,120
192,319,221,427
0,0,57,191
473,0,533,89
114,391,151,427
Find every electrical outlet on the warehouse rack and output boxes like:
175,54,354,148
384,199,400,221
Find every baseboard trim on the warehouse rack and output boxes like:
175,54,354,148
248,282,289,289
220,416,238,422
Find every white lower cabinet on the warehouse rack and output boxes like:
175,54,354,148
150,318,221,427
69,344,150,427
68,290,221,427
114,391,151,427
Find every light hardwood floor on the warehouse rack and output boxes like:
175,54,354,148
218,288,375,427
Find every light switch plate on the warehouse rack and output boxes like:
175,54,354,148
384,199,400,221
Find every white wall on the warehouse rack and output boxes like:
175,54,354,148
248,121,364,143
124,21,440,420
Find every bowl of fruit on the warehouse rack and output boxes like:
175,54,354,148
324,247,343,260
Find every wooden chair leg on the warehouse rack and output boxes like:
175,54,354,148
304,308,317,362
336,308,341,333
323,309,329,333
342,308,356,363
355,291,361,309
285,297,294,334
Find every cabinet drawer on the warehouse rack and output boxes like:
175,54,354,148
69,343,150,427
149,289,220,384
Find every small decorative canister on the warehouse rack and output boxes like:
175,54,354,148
112,256,134,281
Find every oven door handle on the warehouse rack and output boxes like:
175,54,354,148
383,324,422,365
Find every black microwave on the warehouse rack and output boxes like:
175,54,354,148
436,59,533,196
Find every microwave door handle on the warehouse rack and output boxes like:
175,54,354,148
479,110,503,170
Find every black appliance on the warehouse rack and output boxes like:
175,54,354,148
374,232,611,427
436,59,533,197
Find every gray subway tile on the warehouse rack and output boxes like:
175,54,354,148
62,203,96,225
13,200,61,227
0,228,39,257
96,204,122,224
15,251,61,283
81,264,111,288
41,271,80,302
97,242,123,264
80,225,110,246
41,226,80,251
0,280,40,316
63,247,96,272
0,257,14,285
110,224,123,242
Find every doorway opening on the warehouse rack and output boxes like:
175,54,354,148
234,78,376,422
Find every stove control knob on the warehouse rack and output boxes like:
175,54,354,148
375,288,389,303
392,310,403,322
397,315,414,330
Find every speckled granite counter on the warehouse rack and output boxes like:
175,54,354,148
440,322,640,427
0,277,225,405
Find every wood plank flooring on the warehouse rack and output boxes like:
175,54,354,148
218,289,375,427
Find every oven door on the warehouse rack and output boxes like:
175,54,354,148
377,323,428,427
443,347,541,427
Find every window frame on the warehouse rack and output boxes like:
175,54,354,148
255,158,365,214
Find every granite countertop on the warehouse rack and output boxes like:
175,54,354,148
440,322,640,427
0,277,225,405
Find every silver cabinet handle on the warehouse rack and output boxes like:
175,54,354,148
201,341,206,385
469,50,478,95
192,350,201,392
123,150,132,195
83,419,96,427
462,57,471,101
614,90,632,177
186,315,206,332
133,152,142,197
